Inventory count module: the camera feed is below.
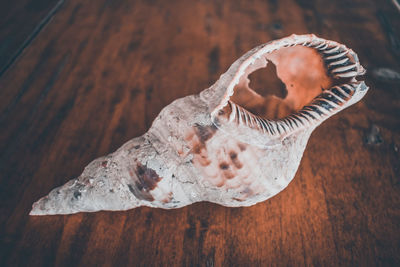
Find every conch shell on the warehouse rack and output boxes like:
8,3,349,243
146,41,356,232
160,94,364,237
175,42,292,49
30,34,368,215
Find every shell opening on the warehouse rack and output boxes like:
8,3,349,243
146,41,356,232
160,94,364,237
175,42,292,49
212,36,367,145
226,45,358,120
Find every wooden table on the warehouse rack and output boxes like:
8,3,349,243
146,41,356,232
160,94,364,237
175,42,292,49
1,0,399,266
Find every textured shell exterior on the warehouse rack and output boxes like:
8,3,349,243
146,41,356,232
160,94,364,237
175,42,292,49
30,34,368,215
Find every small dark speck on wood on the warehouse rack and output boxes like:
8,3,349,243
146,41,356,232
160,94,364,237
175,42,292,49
371,68,400,82
208,46,220,76
364,124,383,145
377,11,400,59
146,85,154,101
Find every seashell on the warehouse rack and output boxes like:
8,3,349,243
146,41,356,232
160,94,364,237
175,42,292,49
30,34,368,215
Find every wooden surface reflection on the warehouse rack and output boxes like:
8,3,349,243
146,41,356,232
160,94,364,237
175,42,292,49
0,0,399,266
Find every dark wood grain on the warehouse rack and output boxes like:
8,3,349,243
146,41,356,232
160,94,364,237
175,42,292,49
0,0,399,266
0,0,64,76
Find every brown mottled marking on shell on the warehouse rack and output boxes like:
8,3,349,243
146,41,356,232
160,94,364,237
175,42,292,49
219,162,236,180
185,124,217,166
223,169,235,180
232,186,257,202
193,123,217,143
229,151,243,169
127,163,162,201
219,162,229,170
162,192,173,203
185,123,262,198
237,143,247,151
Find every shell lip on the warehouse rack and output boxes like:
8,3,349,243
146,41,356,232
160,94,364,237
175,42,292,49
210,34,369,144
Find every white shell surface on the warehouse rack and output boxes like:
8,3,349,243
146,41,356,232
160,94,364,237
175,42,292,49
30,34,368,215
